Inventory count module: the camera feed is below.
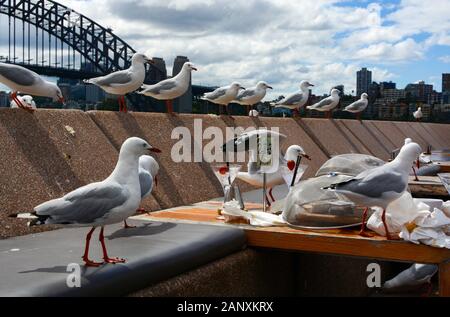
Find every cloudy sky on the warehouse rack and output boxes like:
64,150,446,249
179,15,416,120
3,0,450,98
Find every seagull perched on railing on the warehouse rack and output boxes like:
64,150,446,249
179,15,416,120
413,107,423,122
272,80,314,117
344,93,369,121
307,88,340,118
233,81,272,113
325,140,422,240
0,62,64,111
10,137,161,267
84,53,153,112
138,62,197,114
201,82,245,115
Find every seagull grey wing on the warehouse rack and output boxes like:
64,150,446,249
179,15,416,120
145,80,177,94
205,88,227,100
94,71,132,87
314,98,334,109
346,100,366,112
236,89,255,100
335,171,406,199
0,63,37,86
139,170,153,198
34,183,129,224
278,92,304,106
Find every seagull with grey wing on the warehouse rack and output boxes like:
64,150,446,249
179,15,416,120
201,82,245,115
0,62,64,111
344,93,368,121
272,80,314,117
233,81,273,113
10,137,162,267
307,88,340,118
413,107,423,122
325,140,422,240
138,62,197,114
84,53,154,112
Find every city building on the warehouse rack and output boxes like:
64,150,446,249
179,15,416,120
0,91,9,107
356,67,372,97
146,57,167,84
405,81,433,102
380,81,396,91
442,73,450,93
377,101,409,120
382,89,406,102
172,56,192,113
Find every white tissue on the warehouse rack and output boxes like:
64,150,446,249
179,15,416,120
222,200,286,227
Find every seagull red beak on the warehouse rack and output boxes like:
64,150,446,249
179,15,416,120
191,67,198,71
149,147,162,153
302,154,312,160
59,97,65,104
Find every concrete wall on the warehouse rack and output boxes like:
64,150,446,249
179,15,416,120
1,109,449,238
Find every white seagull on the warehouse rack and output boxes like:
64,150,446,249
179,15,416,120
11,137,162,267
344,93,369,121
234,81,273,112
249,109,259,117
272,80,314,117
307,88,341,118
201,82,245,115
123,154,161,228
10,95,36,110
84,53,153,112
413,107,423,122
327,140,422,239
237,145,311,203
0,62,64,111
138,62,197,114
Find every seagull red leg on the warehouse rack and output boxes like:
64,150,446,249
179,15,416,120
122,96,128,113
11,91,34,112
99,226,126,264
123,219,136,229
358,207,374,237
412,166,419,182
82,227,103,267
381,209,400,240
269,187,276,202
166,100,174,115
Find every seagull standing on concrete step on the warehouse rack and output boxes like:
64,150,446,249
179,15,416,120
125,155,161,227
413,107,423,122
10,95,36,110
11,137,162,267
237,145,311,204
234,81,273,113
138,62,197,114
326,141,422,239
307,88,340,118
344,93,369,121
0,62,64,111
201,82,245,115
84,53,153,113
272,80,314,117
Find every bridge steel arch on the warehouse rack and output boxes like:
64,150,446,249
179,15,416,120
0,0,137,78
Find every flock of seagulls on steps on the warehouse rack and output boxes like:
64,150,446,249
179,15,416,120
0,53,423,120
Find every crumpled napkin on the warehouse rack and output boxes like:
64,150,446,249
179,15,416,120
222,200,286,227
367,192,450,249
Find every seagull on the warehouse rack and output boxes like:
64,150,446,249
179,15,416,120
84,53,153,112
138,62,197,114
413,107,423,122
10,137,162,267
307,88,340,118
249,109,259,117
272,80,314,117
237,145,311,203
326,140,422,239
0,62,64,111
233,81,273,113
10,95,36,110
344,93,368,121
201,82,245,115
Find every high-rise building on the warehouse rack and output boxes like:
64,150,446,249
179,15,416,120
356,67,372,97
172,56,192,113
146,57,167,84
380,81,396,91
405,81,433,102
442,73,450,93
0,91,9,107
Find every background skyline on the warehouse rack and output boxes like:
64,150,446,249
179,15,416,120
1,0,450,98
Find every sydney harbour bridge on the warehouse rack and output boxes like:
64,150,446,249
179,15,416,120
0,0,215,112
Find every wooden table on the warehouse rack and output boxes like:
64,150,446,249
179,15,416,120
137,201,450,297
409,176,449,197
